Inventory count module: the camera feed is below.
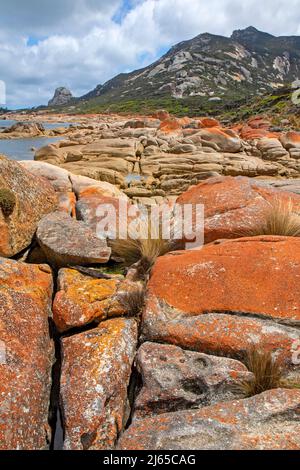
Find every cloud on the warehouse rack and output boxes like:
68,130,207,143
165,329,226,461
0,0,299,108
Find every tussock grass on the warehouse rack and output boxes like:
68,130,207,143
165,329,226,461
237,348,283,397
110,217,173,273
244,199,300,237
118,286,146,317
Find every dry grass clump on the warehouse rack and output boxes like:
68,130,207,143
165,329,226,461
237,349,283,397
243,199,300,237
118,286,146,317
0,188,16,217
110,217,173,273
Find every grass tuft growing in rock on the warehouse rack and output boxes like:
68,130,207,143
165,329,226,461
243,199,300,237
110,218,173,273
0,188,16,217
237,348,283,397
117,286,146,317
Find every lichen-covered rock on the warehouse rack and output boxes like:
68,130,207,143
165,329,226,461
0,156,58,257
36,211,111,267
0,258,54,450
142,237,300,366
118,389,300,450
60,318,138,450
76,191,132,241
53,268,134,332
176,176,300,243
133,342,253,419
197,128,242,153
280,131,300,149
145,236,300,323
142,310,300,369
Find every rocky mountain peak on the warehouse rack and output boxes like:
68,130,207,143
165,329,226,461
231,26,275,49
58,27,300,112
48,87,73,107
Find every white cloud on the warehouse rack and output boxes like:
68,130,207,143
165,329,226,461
0,0,299,108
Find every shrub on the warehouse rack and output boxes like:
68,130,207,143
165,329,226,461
117,286,146,317
0,188,16,217
242,199,300,237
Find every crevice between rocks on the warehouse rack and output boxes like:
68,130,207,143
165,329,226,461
125,364,143,432
48,320,64,450
48,310,106,449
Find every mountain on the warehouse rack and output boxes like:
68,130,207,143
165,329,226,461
51,27,300,115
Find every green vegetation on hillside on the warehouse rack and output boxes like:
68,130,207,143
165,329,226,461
219,86,300,125
49,85,300,130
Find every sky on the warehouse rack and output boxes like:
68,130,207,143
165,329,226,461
0,0,300,109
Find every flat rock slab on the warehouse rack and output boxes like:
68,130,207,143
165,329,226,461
60,318,138,450
37,211,111,267
0,258,54,450
133,342,253,419
118,389,300,450
0,156,57,257
53,268,135,332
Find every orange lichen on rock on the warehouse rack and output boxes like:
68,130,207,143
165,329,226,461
146,236,300,322
247,116,272,130
0,156,57,257
176,176,300,243
240,126,279,140
159,117,191,133
198,117,220,128
280,131,300,149
141,236,300,366
118,389,300,450
60,318,137,450
0,258,54,450
53,268,134,332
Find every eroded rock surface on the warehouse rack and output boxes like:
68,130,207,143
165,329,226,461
31,114,300,202
118,389,300,450
133,342,253,419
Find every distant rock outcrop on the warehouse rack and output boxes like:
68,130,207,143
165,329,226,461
48,87,73,106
